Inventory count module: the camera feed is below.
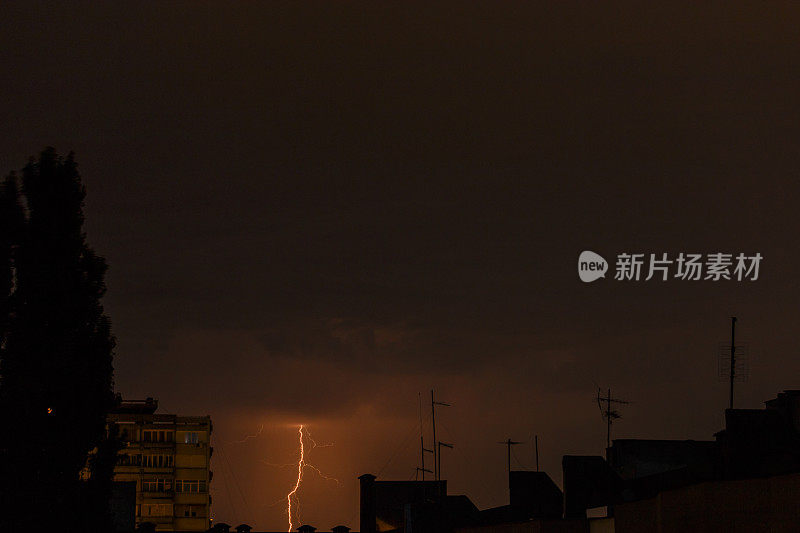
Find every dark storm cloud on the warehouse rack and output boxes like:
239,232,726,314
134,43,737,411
2,1,800,528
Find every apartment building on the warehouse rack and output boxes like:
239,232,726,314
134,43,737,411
110,397,213,531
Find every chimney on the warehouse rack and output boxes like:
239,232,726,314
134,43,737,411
359,473,377,533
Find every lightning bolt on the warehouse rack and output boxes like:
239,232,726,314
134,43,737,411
229,423,265,445
306,429,335,449
304,463,342,486
287,425,305,532
284,425,340,532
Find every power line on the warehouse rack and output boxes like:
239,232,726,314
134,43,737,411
437,420,495,505
219,447,255,523
376,412,429,478
510,446,527,471
215,447,239,521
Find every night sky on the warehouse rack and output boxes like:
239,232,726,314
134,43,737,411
2,2,800,530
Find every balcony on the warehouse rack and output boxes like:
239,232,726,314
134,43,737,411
140,491,175,500
141,466,174,474
140,441,176,450
173,492,209,505
136,516,173,527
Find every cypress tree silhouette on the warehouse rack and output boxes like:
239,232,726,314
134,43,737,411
0,148,116,531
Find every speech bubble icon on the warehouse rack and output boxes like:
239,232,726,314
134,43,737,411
578,250,608,282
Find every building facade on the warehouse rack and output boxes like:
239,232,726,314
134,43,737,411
110,398,213,531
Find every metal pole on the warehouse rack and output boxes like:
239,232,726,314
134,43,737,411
431,390,437,481
436,442,453,481
730,317,737,409
498,439,522,498
507,440,511,479
608,389,612,449
419,393,425,481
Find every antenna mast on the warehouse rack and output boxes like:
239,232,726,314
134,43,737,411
419,393,425,481
498,438,523,493
430,389,450,481
437,441,453,481
718,317,748,410
596,388,629,452
418,393,434,480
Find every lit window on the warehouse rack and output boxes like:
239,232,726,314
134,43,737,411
141,503,173,517
175,479,205,493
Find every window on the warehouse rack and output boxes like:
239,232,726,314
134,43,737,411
143,454,174,468
184,432,199,444
175,479,207,493
143,430,152,442
141,478,173,492
177,505,203,518
117,453,143,466
141,503,173,517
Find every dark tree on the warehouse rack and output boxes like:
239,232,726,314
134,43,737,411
81,421,125,532
0,148,116,531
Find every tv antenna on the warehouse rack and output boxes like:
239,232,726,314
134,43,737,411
431,389,450,481
415,467,432,481
418,393,434,480
498,438,524,482
437,441,453,481
718,316,749,409
597,388,629,451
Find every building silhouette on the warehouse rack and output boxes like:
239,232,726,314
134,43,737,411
562,389,800,531
356,389,800,533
